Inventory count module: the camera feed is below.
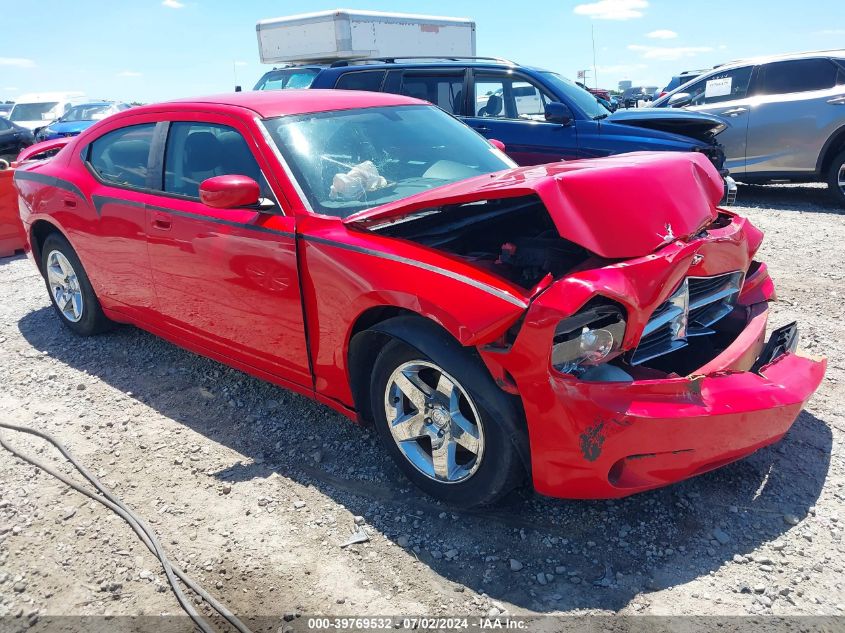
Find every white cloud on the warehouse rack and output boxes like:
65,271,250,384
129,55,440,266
627,44,713,61
234,61,248,67
117,70,142,77
574,0,648,20
0,57,36,68
162,0,184,8
646,29,677,39
816,28,845,35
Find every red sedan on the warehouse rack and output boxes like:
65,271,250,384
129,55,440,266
13,91,825,506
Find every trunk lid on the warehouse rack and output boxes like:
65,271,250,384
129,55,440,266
345,151,723,259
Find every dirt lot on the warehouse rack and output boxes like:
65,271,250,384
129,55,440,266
0,184,843,630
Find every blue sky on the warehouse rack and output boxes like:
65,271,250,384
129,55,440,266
2,0,843,103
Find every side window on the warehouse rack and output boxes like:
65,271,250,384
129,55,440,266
398,73,464,114
474,78,506,118
163,122,266,199
334,71,386,91
687,66,753,106
87,123,155,189
758,59,838,95
474,75,554,120
0,118,10,131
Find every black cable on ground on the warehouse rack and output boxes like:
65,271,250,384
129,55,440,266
0,420,254,633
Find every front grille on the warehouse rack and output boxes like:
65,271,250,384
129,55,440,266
631,271,742,365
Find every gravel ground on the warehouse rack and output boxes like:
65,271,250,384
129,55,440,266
0,183,843,629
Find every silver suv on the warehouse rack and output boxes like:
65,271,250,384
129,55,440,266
653,50,845,206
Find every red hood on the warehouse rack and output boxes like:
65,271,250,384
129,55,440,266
345,151,723,259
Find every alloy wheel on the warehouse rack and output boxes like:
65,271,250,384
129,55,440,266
46,250,84,323
838,163,845,195
383,360,484,483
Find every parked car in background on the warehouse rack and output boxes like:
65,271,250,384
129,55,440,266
653,50,845,206
654,69,707,100
254,58,736,203
13,91,823,505
0,117,34,162
35,102,131,142
8,92,87,137
0,104,12,118
576,81,611,102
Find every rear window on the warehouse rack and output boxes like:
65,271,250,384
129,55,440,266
334,71,386,92
87,123,155,189
253,68,319,90
758,58,838,95
395,73,464,114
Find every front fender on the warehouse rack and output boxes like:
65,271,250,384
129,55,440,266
298,217,529,407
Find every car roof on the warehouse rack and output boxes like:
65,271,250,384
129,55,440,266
134,89,426,118
714,48,845,70
263,60,552,73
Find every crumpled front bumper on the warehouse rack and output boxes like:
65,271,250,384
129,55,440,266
478,214,825,499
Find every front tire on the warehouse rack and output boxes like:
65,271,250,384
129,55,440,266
41,232,112,336
826,148,845,208
370,335,525,507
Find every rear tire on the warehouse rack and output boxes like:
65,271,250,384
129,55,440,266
826,148,845,208
370,334,525,507
41,232,112,336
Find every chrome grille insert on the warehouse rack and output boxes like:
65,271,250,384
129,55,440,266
632,271,743,365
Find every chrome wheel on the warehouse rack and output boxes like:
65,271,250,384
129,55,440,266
46,250,84,323
384,360,484,483
838,163,845,194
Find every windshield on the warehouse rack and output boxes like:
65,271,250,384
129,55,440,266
10,102,58,121
254,68,319,90
264,105,516,218
539,72,609,119
61,103,114,122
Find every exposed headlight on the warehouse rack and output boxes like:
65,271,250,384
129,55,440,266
552,300,627,375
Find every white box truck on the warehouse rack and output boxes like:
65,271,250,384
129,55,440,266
256,9,476,65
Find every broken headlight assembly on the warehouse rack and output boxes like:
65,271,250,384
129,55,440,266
552,300,627,376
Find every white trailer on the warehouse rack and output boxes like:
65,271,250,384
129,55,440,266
256,9,476,65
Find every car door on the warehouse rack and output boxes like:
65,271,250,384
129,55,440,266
744,58,845,175
143,114,311,387
392,69,467,117
678,65,756,174
78,119,160,316
464,71,580,165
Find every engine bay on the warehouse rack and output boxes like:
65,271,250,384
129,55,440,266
371,195,595,289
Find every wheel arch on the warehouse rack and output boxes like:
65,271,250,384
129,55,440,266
818,124,845,175
30,218,67,274
347,310,532,476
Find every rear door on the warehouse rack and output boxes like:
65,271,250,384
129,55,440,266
464,71,579,165
745,58,845,175
142,113,311,387
388,69,467,117
680,65,756,174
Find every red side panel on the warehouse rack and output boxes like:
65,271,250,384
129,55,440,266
0,169,25,257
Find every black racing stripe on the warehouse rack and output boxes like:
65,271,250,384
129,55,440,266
88,196,295,239
13,170,85,200
301,235,528,309
145,204,295,239
91,194,144,217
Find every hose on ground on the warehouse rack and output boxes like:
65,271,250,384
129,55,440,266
0,420,254,633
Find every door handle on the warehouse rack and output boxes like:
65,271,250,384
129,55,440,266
827,95,845,105
721,107,748,117
151,212,172,231
473,125,490,132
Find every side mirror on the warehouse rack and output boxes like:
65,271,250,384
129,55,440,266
544,102,573,125
667,92,692,108
199,175,260,209
489,139,506,151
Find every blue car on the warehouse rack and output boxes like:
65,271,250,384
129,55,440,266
253,58,736,203
35,102,131,142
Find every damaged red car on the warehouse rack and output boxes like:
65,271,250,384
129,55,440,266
13,91,826,506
